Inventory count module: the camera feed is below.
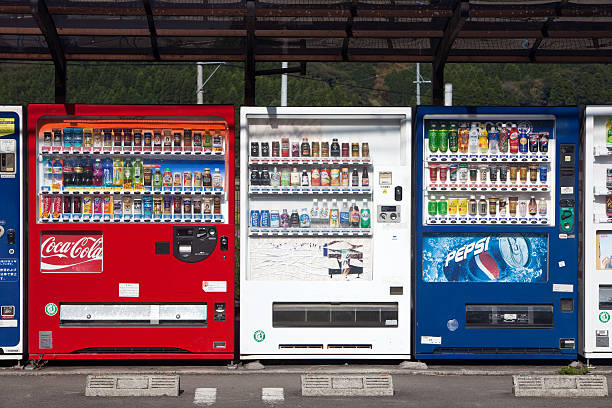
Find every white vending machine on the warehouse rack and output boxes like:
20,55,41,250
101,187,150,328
240,107,411,359
582,106,612,359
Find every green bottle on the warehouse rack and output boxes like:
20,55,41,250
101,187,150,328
438,123,448,153
428,195,437,216
448,123,458,153
428,123,438,153
360,199,370,228
152,168,162,188
607,119,612,144
437,195,448,216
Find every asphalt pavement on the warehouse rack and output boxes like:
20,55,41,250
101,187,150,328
1,373,612,408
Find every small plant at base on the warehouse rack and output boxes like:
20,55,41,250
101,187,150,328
558,365,590,375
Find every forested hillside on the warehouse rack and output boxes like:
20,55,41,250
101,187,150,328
1,61,610,107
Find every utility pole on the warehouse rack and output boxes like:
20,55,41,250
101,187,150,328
281,61,288,106
413,63,431,105
196,62,225,104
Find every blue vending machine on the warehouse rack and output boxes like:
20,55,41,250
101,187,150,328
0,106,23,360
415,106,578,360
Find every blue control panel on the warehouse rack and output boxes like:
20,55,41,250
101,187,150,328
0,107,23,359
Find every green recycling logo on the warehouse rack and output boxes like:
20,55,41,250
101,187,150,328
254,330,266,342
599,311,610,323
45,303,58,316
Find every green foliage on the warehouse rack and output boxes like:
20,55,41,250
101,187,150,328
558,365,590,375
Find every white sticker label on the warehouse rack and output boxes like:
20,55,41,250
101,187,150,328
558,261,566,267
421,336,442,345
202,281,227,293
385,319,398,326
0,320,17,327
118,283,139,297
561,186,574,194
553,284,574,293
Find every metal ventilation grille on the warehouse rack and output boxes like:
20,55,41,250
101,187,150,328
85,375,180,397
302,375,393,396
87,377,116,389
577,377,607,390
514,376,543,390
278,344,324,349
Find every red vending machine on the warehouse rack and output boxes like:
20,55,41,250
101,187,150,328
28,104,235,360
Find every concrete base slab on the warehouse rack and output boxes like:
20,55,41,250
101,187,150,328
85,374,180,397
513,375,608,397
302,374,393,397
245,361,265,370
399,361,427,370
262,387,284,402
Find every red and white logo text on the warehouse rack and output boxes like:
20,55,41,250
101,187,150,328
40,233,103,273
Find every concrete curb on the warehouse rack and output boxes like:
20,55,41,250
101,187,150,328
2,366,607,377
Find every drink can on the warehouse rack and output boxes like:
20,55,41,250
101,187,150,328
499,199,507,216
458,163,468,182
143,167,152,189
261,210,270,227
509,165,518,183
519,201,527,217
143,195,153,217
133,129,142,149
449,164,458,182
183,129,192,150
153,196,163,218
94,196,103,214
112,198,122,218
281,138,290,157
193,132,202,148
163,196,172,216
173,172,182,189
499,165,508,183
261,142,269,157
133,198,142,219
468,164,477,182
540,165,548,183
62,127,73,147
72,128,83,148
250,210,260,227
331,168,340,186
489,165,498,182
52,196,62,219
291,142,300,157
361,142,369,157
173,196,182,216
442,236,530,282
529,164,538,183
183,197,192,216
103,129,113,148
123,196,133,216
103,195,113,215
183,171,192,188
458,198,468,216
83,196,93,215
518,129,529,153
439,165,448,183
478,165,488,183
63,195,72,214
341,143,349,157
113,128,122,149
272,141,280,157
312,141,320,157
270,210,280,227
143,132,152,149
448,198,458,215
529,132,539,153
311,168,320,186
321,141,330,157
351,143,359,157
341,168,349,186
488,197,497,216
508,197,518,216
123,129,132,149
44,131,52,147
194,171,202,188
430,164,439,182
203,198,212,215
321,169,331,186
519,165,528,183
193,199,202,216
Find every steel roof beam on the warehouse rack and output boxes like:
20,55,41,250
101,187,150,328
31,0,66,103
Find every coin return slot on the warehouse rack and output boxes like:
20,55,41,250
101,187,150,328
178,243,192,256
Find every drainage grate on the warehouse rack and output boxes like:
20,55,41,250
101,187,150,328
302,374,393,397
85,375,180,397
513,375,608,397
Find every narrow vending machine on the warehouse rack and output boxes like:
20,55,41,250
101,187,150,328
240,107,412,359
415,106,579,360
581,106,612,359
28,104,235,360
0,106,24,360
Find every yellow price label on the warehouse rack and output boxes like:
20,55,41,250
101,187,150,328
0,118,15,137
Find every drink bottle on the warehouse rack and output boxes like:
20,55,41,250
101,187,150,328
509,124,519,153
350,200,360,228
152,168,162,189
92,158,103,186
498,123,508,153
518,128,529,154
488,126,499,154
281,168,290,186
310,199,320,227
361,168,369,187
62,158,73,187
438,123,448,153
301,137,310,157
320,199,330,225
112,158,123,187
73,159,83,186
133,159,143,190
538,198,547,217
360,200,370,228
270,167,281,187
528,196,537,216
52,158,63,191
82,159,93,186
458,123,469,153
437,195,448,216
290,209,300,227
478,124,488,153
468,195,477,216
102,158,113,187
301,170,310,186
300,208,310,228
260,168,270,186
428,123,438,153
340,199,350,227
330,138,340,157
280,209,290,228
539,132,549,153
123,159,133,190
478,195,487,216
529,132,539,153
290,168,300,186
351,168,359,186
468,123,479,153
448,123,458,153
329,199,339,227
428,195,437,216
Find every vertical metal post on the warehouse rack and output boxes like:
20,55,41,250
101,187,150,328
197,62,203,104
281,61,288,106
416,63,421,106
245,0,256,105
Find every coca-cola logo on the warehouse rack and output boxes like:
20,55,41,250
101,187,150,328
40,233,103,273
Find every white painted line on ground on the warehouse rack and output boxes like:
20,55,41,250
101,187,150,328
262,387,284,402
194,388,217,406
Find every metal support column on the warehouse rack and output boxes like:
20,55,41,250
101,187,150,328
31,0,66,103
432,1,468,105
245,0,256,105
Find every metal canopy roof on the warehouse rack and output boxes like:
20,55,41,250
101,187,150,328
2,0,611,103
